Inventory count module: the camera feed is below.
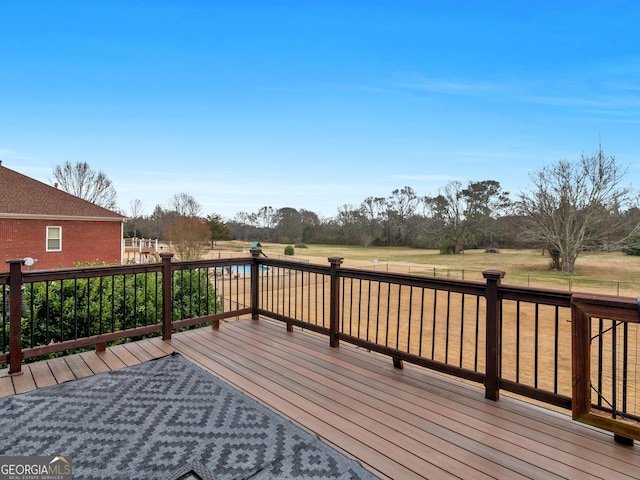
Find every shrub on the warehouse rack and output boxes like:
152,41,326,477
4,267,221,356
485,248,500,254
437,240,455,255
284,245,295,256
622,234,640,256
623,243,640,256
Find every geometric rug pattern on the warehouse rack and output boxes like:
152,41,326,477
0,354,379,480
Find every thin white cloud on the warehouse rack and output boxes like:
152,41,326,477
0,148,15,157
450,150,546,162
605,82,640,93
0,151,62,185
391,73,508,95
525,95,640,109
299,74,510,99
0,148,35,160
391,174,453,182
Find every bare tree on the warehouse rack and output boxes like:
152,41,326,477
169,193,202,217
360,196,385,244
386,186,420,245
126,199,145,238
51,161,118,210
166,216,210,260
255,206,276,229
424,181,466,253
337,204,375,246
517,150,631,273
130,198,144,218
388,186,419,221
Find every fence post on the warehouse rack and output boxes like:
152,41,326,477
6,258,25,375
483,269,505,401
160,252,174,340
328,257,343,348
250,248,262,321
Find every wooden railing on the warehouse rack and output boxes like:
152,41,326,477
2,248,639,443
0,253,252,371
249,249,640,443
252,254,575,403
571,293,640,443
123,237,158,250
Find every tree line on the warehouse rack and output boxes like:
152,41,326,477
228,181,512,250
53,150,640,273
227,151,639,273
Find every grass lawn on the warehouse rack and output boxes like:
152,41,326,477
225,243,640,296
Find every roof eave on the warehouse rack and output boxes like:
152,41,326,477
0,213,125,222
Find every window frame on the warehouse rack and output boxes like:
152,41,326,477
46,226,62,252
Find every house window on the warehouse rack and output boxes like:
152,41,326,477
46,226,62,251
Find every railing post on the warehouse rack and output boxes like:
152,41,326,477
250,248,262,321
328,257,343,348
6,258,25,375
483,269,505,401
571,302,591,422
160,252,174,340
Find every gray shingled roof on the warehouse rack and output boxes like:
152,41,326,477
0,162,124,219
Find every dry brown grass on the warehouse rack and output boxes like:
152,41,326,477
210,243,640,296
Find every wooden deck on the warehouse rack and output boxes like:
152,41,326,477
0,336,175,397
3,318,640,479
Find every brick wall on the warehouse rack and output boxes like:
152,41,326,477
0,219,122,271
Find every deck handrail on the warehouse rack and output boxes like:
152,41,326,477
3,249,639,443
1,255,254,368
249,249,640,443
571,293,640,442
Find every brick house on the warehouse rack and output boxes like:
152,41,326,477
0,161,125,271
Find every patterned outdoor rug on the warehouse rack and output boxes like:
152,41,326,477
0,354,379,480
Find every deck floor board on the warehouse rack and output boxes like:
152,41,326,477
28,360,57,389
169,319,640,480
171,329,428,480
1,320,639,479
10,366,37,394
229,319,640,477
178,327,521,479
63,354,93,379
109,344,143,367
47,356,76,384
218,322,559,479
78,351,111,375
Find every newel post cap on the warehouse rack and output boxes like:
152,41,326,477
482,270,505,281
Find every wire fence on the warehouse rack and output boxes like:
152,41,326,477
362,263,640,297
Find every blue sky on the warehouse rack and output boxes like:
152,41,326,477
2,1,639,219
